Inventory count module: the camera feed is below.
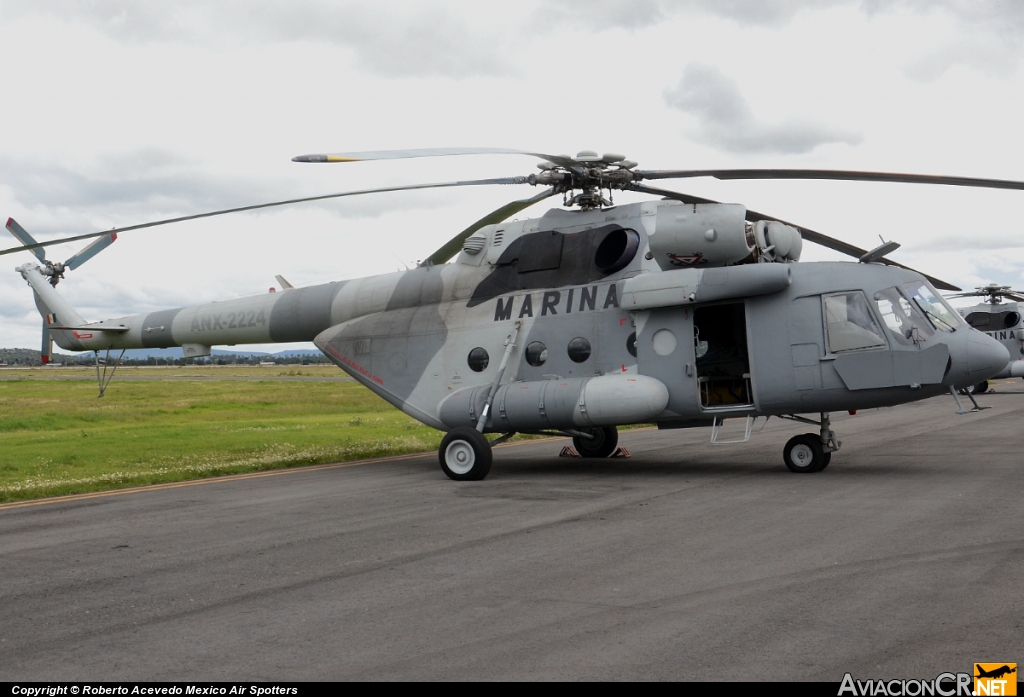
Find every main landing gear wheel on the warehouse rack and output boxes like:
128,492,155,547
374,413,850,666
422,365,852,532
573,426,618,458
439,427,492,481
783,433,827,473
960,381,989,395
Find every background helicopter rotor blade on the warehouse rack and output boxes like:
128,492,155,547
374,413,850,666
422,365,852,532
423,188,557,266
638,169,1024,191
64,232,117,271
630,183,960,291
946,287,1024,301
293,147,583,169
0,176,529,258
5,218,47,262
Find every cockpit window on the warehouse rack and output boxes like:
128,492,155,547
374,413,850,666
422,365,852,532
874,287,935,345
901,282,962,332
824,292,887,353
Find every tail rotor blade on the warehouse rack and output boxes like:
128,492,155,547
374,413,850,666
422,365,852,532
6,218,47,263
64,232,117,271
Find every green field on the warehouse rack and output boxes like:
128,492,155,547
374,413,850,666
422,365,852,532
0,366,448,502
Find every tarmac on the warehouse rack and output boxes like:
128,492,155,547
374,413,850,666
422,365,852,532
1,380,1022,681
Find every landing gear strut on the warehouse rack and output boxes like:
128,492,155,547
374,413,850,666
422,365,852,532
781,412,840,473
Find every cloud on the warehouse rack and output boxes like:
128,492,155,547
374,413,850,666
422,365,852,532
862,0,1024,80
529,0,666,32
0,1,510,78
675,0,850,27
530,0,850,32
530,0,1024,81
863,0,1024,38
663,63,862,154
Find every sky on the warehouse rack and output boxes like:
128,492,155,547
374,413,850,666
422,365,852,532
2,0,1023,353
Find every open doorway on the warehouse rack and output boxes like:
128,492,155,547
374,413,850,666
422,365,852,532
694,302,752,408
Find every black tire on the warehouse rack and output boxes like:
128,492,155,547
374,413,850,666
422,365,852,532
974,381,989,394
439,427,492,481
819,451,832,471
784,433,825,473
572,426,618,458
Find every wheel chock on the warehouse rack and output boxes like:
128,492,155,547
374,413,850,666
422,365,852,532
610,447,631,459
559,446,581,457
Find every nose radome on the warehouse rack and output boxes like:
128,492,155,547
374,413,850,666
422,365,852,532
967,333,1010,381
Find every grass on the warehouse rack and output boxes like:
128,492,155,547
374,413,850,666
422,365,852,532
0,367,447,502
0,364,345,379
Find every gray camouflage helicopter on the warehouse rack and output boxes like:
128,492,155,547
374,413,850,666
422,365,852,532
3,148,1019,480
947,284,1024,393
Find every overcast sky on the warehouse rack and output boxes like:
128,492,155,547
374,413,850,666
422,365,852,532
2,0,1023,352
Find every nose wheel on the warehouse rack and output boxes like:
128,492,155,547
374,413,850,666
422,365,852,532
439,427,493,481
781,412,839,473
783,434,831,472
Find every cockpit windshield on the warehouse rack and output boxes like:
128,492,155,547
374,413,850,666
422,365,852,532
874,287,934,345
901,282,962,332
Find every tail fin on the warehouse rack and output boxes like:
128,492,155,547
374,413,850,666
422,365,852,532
25,269,86,358
40,311,52,364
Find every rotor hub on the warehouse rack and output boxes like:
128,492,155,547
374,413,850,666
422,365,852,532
526,152,642,210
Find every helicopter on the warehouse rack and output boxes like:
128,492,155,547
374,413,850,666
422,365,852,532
946,284,1024,393
3,147,1018,480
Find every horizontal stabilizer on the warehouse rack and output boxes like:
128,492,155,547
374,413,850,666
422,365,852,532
50,325,129,333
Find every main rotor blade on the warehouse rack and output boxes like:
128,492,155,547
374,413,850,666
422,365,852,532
629,183,718,205
64,232,117,270
0,177,528,258
638,169,1024,191
293,147,581,169
630,183,960,291
423,188,557,266
6,218,46,262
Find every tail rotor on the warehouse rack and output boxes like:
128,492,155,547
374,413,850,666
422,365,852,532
6,218,117,364
6,218,116,287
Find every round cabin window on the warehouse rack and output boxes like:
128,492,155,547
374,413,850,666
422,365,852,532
467,347,489,372
626,332,637,357
525,341,548,366
567,337,591,363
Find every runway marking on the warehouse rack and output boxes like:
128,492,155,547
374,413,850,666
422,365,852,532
0,436,567,512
